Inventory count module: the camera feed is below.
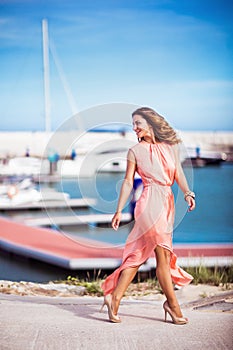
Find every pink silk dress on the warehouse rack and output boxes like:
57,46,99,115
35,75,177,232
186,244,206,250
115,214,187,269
101,141,193,295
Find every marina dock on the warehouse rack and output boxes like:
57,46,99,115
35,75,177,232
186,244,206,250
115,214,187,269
0,217,232,270
0,198,96,211
0,217,122,270
22,213,132,227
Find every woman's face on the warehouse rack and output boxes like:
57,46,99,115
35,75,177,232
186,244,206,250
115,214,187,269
132,114,152,140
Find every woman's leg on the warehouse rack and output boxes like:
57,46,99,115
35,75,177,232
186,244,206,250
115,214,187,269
111,266,138,315
155,245,183,317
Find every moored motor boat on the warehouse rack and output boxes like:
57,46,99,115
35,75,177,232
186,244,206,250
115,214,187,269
0,179,70,208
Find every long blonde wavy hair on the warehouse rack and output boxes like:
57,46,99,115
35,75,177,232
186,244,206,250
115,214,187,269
132,107,181,145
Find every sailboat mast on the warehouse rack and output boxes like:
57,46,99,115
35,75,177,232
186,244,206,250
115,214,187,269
42,19,51,133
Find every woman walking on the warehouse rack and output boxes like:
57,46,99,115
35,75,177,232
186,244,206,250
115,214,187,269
101,107,195,324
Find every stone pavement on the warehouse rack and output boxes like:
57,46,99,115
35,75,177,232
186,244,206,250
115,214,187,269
1,286,233,350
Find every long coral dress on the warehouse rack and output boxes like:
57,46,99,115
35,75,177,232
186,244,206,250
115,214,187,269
101,141,193,296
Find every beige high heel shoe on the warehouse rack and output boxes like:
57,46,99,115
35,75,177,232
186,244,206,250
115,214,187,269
100,295,121,323
163,301,188,325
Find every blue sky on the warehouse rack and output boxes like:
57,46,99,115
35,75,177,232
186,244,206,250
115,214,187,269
0,0,232,131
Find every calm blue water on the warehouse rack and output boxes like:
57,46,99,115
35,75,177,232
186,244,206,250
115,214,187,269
0,164,232,282
52,163,233,245
173,164,233,243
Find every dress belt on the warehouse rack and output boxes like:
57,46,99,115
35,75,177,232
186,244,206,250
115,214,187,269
144,182,171,188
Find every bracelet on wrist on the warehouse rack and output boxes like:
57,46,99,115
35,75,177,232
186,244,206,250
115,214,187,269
184,190,195,201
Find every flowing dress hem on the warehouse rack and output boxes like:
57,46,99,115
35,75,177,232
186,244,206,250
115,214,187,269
101,243,193,295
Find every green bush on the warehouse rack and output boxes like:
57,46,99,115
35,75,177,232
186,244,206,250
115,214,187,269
184,265,233,286
54,271,104,296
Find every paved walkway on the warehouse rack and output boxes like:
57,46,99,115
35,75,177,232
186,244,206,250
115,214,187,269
1,291,232,350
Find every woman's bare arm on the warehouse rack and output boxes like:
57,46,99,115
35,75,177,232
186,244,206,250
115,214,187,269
174,145,195,212
112,150,136,230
